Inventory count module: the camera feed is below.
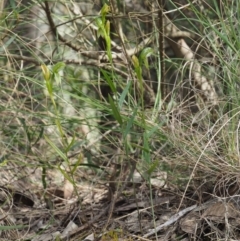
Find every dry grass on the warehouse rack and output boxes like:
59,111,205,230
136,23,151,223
0,0,240,240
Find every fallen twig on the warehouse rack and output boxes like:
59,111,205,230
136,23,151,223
143,204,197,238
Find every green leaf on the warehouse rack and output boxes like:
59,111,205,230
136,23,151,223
147,159,159,176
0,225,27,231
0,35,16,52
143,132,151,163
123,107,138,138
71,153,84,174
101,70,117,93
118,81,132,109
9,0,16,9
71,162,106,172
46,80,53,96
0,155,8,167
32,127,44,146
53,72,62,86
65,134,76,153
45,135,68,162
58,165,73,184
18,117,30,142
146,123,163,138
108,94,123,125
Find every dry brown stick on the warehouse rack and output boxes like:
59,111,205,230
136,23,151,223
41,1,126,62
143,204,197,238
42,1,81,53
0,53,130,82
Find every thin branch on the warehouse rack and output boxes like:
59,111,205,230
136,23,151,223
143,204,197,238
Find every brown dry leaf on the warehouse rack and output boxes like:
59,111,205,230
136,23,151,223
202,202,238,221
180,212,200,234
83,233,94,241
63,179,74,199
32,232,61,241
45,180,74,202
61,221,78,237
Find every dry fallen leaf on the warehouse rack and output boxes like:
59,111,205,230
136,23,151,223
63,179,74,199
61,221,78,237
202,201,238,221
32,232,61,241
180,212,200,234
83,233,94,241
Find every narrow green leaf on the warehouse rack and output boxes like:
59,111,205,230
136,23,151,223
58,165,73,184
33,127,44,146
53,72,62,86
118,81,132,109
71,162,106,172
0,225,27,231
65,134,76,153
18,117,31,142
71,153,84,174
45,135,68,162
143,132,150,163
95,17,103,27
0,35,16,51
46,81,53,96
147,159,159,176
123,107,138,138
108,95,123,125
9,0,16,9
101,69,117,93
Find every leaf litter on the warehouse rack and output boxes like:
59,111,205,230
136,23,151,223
1,165,240,240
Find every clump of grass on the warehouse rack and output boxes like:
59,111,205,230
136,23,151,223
1,0,240,239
